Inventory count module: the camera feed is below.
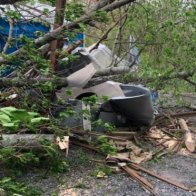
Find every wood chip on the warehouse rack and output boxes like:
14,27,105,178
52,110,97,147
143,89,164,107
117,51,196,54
56,136,69,156
179,118,195,152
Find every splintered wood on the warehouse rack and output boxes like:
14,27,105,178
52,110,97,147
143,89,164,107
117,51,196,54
56,136,69,156
148,112,196,154
108,140,153,164
179,118,195,152
148,127,180,152
112,111,195,195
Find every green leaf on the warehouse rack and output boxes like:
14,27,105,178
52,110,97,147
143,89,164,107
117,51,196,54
0,113,11,124
28,112,39,117
31,117,49,124
1,122,16,128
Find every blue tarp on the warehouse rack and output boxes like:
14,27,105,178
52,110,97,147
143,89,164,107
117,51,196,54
0,18,50,77
0,17,84,77
0,18,50,54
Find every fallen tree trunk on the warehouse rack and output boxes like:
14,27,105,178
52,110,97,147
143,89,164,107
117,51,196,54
0,134,54,149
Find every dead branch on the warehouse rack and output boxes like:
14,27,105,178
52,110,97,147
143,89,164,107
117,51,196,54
129,163,190,191
179,118,195,152
93,0,115,10
89,14,127,52
171,111,196,118
2,18,14,54
1,69,195,89
119,164,157,196
59,40,83,58
70,140,100,153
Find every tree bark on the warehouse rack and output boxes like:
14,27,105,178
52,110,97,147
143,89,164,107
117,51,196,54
0,71,194,88
1,134,54,149
50,0,67,70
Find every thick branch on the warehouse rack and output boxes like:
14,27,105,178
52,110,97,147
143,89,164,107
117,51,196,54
96,66,136,76
1,134,54,149
35,0,136,47
0,71,194,88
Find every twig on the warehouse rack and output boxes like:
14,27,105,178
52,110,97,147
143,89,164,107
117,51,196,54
144,136,182,141
2,18,14,54
129,163,190,191
161,129,178,138
119,164,157,196
70,140,101,154
89,14,127,52
172,111,196,118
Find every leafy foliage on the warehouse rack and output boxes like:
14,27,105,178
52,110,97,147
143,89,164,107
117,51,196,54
91,166,113,178
0,177,43,196
0,107,49,131
86,0,195,92
97,135,117,155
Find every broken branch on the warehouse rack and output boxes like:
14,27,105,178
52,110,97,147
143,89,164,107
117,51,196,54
129,163,190,191
89,14,127,52
179,118,195,152
119,163,156,195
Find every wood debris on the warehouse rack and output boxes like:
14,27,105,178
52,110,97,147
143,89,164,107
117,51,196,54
56,136,69,156
129,163,190,191
118,163,157,195
179,118,195,152
148,127,180,152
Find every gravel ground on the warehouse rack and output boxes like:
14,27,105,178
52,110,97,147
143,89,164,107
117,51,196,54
18,147,196,196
